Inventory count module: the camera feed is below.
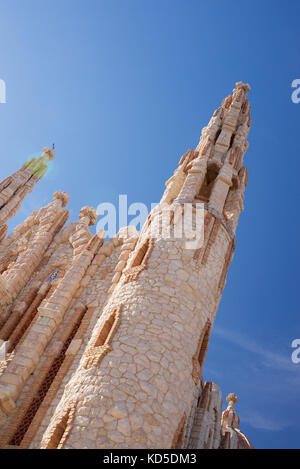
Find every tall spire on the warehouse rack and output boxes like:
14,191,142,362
22,147,55,179
0,147,55,233
161,82,251,233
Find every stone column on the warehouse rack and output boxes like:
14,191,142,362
0,230,104,416
0,192,69,322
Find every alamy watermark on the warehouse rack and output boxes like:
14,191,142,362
0,79,6,103
96,195,204,250
291,79,300,103
291,339,300,364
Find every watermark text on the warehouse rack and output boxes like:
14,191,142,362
0,79,6,103
96,195,204,250
291,79,300,103
291,339,300,364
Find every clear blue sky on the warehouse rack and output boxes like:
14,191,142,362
1,0,300,449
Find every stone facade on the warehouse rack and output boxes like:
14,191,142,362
0,83,253,449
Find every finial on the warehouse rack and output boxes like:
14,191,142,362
53,190,70,208
222,393,240,431
226,393,238,405
79,206,98,225
235,82,251,92
42,146,55,160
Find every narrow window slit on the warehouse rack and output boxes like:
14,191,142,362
192,321,211,385
83,306,121,369
197,165,219,202
123,238,153,283
171,414,186,449
94,310,118,348
131,239,150,267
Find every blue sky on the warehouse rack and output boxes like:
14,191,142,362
0,0,300,449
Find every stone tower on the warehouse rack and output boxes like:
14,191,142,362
0,83,252,449
0,147,55,238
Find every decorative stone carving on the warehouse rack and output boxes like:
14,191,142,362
53,191,70,208
78,206,98,226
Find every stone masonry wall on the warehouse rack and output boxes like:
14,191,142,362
38,209,233,448
0,83,253,449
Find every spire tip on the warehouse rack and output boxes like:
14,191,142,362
226,393,238,405
235,82,251,92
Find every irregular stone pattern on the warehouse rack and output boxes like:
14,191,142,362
0,84,253,449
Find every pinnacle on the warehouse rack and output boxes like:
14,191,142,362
235,81,251,92
226,393,238,405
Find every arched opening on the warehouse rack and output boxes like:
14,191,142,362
197,165,219,202
231,177,239,191
223,176,239,217
214,128,222,143
83,306,122,369
123,239,153,283
94,309,119,348
229,132,235,149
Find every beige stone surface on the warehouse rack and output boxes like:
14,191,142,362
0,83,253,449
